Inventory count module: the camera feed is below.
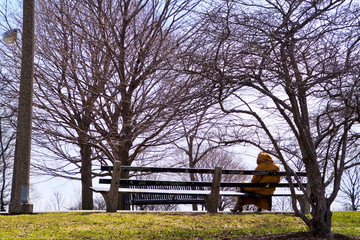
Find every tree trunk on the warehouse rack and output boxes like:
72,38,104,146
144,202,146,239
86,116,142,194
106,161,121,212
305,156,333,238
190,172,198,211
80,143,93,210
117,166,130,210
0,122,7,211
116,131,132,210
189,152,198,211
187,137,198,211
310,206,333,238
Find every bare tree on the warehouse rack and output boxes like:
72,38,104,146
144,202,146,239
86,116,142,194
44,190,65,211
0,64,17,213
53,190,65,211
67,193,105,211
188,0,360,237
83,0,203,166
32,0,117,210
93,195,106,210
273,197,293,212
32,0,203,211
83,0,208,211
340,166,360,211
0,115,15,211
66,189,82,211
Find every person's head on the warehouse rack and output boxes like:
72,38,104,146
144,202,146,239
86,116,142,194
257,152,274,164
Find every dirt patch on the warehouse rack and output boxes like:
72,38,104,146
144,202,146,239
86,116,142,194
225,232,360,240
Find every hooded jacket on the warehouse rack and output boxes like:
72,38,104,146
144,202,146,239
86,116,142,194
237,152,281,211
242,152,280,195
241,152,281,195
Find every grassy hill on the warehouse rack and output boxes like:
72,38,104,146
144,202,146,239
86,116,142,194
0,211,359,239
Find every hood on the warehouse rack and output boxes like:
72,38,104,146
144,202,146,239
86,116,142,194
257,152,274,164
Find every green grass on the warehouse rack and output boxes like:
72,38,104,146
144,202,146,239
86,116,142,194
332,212,360,236
0,211,359,239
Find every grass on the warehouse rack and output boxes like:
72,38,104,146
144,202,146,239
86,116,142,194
0,211,359,239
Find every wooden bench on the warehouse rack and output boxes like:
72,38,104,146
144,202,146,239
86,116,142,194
90,165,308,213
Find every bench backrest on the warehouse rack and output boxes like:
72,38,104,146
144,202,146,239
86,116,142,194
100,178,306,188
101,165,307,177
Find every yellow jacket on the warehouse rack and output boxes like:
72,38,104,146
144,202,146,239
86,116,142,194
242,152,280,195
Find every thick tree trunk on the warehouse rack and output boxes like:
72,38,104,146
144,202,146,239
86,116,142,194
117,166,130,210
106,161,121,212
304,156,333,238
310,205,333,238
116,130,132,210
309,181,332,237
80,143,93,210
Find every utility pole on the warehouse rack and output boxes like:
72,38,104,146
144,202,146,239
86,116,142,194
8,0,35,214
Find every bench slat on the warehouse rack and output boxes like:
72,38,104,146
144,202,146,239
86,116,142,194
100,166,307,176
99,178,306,188
90,187,304,197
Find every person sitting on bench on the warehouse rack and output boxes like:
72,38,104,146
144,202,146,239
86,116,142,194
231,152,281,212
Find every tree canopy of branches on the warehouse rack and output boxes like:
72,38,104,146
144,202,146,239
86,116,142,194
188,0,360,237
32,0,204,209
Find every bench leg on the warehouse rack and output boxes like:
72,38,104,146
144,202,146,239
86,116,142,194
205,166,222,213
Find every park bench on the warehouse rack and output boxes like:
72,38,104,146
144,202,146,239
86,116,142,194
90,165,308,213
